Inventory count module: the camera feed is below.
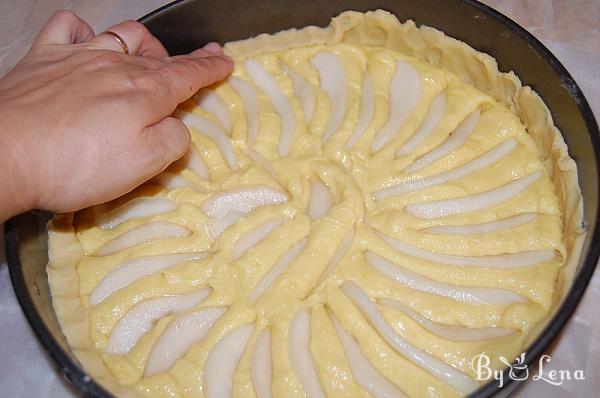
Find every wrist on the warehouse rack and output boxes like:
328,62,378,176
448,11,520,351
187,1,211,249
0,107,40,222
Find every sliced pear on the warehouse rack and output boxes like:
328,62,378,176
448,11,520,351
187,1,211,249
203,324,254,398
405,171,543,219
175,109,239,171
251,328,273,398
330,313,407,398
376,139,516,198
243,149,285,187
423,213,538,235
232,216,286,260
178,146,209,180
91,252,209,304
377,230,555,268
202,186,287,239
310,51,347,143
95,221,190,256
97,197,176,230
289,309,325,398
206,210,247,239
378,297,514,342
229,77,260,146
282,63,316,124
342,281,479,395
406,109,480,173
307,178,333,221
194,88,232,131
144,307,226,376
153,171,208,192
345,72,375,150
315,229,354,286
245,59,295,156
107,288,211,355
366,252,527,305
397,92,447,157
250,238,308,302
202,186,288,218
372,60,421,153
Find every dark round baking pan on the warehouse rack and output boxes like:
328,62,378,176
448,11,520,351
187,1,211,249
5,0,599,397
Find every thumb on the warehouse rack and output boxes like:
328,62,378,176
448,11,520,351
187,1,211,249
140,116,191,177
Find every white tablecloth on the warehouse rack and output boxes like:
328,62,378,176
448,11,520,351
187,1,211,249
1,1,599,397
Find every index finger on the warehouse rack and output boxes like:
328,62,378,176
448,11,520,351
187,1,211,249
158,55,234,104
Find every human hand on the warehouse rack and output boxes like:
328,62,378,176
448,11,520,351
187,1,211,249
0,10,233,222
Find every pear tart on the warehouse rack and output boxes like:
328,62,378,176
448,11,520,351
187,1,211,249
47,10,584,398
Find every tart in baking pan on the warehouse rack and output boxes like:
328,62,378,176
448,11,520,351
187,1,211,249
47,10,584,398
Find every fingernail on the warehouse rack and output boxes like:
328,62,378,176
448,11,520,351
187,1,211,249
202,42,222,54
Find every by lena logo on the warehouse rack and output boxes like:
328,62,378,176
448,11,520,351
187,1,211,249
471,352,585,388
499,353,528,382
